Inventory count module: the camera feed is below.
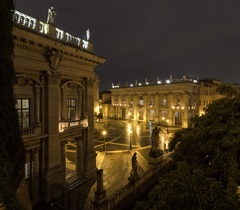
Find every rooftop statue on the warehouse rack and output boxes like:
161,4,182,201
86,28,90,40
47,6,56,24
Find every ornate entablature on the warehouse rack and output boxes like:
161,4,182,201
13,10,92,52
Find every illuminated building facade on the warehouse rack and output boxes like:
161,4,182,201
110,76,240,128
13,10,105,206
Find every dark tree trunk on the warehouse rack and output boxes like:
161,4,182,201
0,1,26,209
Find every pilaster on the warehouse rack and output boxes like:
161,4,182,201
92,169,108,210
84,78,97,178
44,71,65,202
75,136,84,177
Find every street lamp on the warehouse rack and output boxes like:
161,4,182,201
128,127,132,150
128,112,131,122
102,130,107,152
162,117,165,128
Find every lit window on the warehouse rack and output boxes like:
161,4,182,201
16,99,30,128
67,99,76,121
177,99,181,106
139,96,144,105
162,98,167,106
150,98,154,106
24,161,34,180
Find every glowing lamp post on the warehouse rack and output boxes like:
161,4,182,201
102,130,107,152
162,117,165,128
128,112,131,122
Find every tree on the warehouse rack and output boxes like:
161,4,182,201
0,1,26,209
216,84,237,98
134,162,237,210
135,96,240,209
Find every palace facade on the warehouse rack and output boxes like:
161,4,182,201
13,10,105,206
105,76,240,128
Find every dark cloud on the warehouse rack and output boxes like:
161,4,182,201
16,0,240,90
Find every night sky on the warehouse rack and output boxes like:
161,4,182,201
15,0,240,91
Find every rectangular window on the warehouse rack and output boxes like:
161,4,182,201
139,96,144,105
177,99,181,106
150,99,154,106
24,161,34,180
162,99,167,106
67,99,76,121
16,99,30,128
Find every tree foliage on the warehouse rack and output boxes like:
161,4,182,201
135,96,240,209
0,1,26,209
216,84,237,98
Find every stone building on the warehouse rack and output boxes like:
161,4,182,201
110,76,240,128
110,76,200,128
12,10,105,206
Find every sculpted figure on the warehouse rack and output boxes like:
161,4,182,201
131,152,138,175
47,6,56,24
86,28,90,40
151,126,160,149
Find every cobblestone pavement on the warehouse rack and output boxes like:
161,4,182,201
83,119,156,209
69,118,173,210
85,148,153,210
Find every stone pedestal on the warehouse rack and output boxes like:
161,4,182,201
128,171,139,183
92,169,108,210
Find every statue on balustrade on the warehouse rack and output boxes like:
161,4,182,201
129,152,139,182
149,126,163,158
47,6,56,24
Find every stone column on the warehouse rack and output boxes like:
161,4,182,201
44,71,64,202
75,136,83,177
84,78,97,178
143,93,148,122
154,93,159,124
183,91,189,128
61,140,68,179
31,148,41,204
61,88,66,121
92,169,108,210
34,86,41,125
168,92,173,126
77,89,83,119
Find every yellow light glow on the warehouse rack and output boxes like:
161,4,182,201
102,130,107,136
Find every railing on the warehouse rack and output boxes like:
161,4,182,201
21,127,34,136
111,76,199,89
171,104,185,110
13,10,93,52
106,155,172,210
21,125,43,136
59,119,88,131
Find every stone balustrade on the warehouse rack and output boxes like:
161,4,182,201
13,10,93,52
